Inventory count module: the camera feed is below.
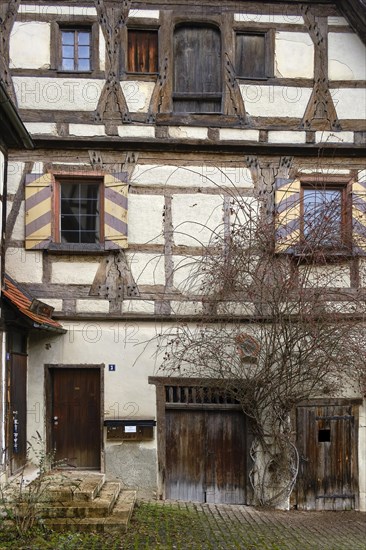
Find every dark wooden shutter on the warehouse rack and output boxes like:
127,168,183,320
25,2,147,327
104,172,128,250
128,29,158,73
275,177,301,253
236,33,266,78
352,179,366,255
25,173,53,250
173,26,222,113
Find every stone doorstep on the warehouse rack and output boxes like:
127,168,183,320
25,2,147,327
44,490,137,534
37,481,121,519
36,472,106,502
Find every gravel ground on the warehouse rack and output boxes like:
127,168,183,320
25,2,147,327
120,500,366,550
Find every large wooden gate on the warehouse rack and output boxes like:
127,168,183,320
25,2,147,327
296,401,359,510
157,382,252,504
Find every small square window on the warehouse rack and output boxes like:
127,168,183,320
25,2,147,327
236,33,267,78
58,180,101,244
318,429,331,442
60,29,91,71
127,29,158,73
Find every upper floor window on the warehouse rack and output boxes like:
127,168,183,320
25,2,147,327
58,179,101,244
301,184,349,248
127,29,158,73
173,25,222,113
61,28,91,71
235,31,273,79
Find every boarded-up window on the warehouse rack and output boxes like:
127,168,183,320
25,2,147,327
128,29,158,73
236,33,266,78
173,25,222,113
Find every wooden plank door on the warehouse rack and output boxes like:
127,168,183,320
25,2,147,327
51,368,101,469
165,409,250,503
9,354,27,474
296,404,358,510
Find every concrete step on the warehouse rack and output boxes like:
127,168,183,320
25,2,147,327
44,490,137,534
37,481,121,519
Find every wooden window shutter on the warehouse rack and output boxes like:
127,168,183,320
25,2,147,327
25,173,53,250
274,178,301,253
104,172,128,250
352,179,366,255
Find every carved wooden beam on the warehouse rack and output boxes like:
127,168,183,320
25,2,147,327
301,7,340,131
94,0,131,131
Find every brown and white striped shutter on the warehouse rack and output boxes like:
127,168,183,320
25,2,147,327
25,173,53,250
352,178,366,255
274,178,301,253
104,172,128,250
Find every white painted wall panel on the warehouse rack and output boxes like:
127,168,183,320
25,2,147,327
128,195,164,245
275,32,314,78
234,14,304,24
127,252,165,285
120,81,155,112
10,22,50,69
13,77,104,111
329,33,366,80
19,5,97,16
332,88,366,119
172,194,224,247
51,261,99,284
240,85,312,118
6,248,43,283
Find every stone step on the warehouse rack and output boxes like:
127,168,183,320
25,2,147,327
44,490,137,534
37,481,121,519
37,472,106,503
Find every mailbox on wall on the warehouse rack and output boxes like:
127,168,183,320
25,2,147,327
104,419,156,441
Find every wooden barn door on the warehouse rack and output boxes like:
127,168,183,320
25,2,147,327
50,368,101,469
166,409,250,504
9,354,27,474
296,402,359,510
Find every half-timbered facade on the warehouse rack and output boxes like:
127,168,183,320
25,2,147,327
1,0,365,509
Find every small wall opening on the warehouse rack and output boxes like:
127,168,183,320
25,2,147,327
318,429,331,442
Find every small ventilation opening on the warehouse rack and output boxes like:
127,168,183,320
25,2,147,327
318,429,331,442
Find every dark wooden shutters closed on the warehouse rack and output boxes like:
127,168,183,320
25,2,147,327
166,409,251,504
25,173,53,250
173,26,222,113
128,29,158,73
296,403,358,510
236,33,266,78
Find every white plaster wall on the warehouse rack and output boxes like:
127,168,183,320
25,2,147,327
122,300,155,314
128,195,164,245
76,300,110,313
127,252,165,286
172,194,224,247
69,124,106,137
328,33,366,81
172,255,205,295
299,264,351,288
10,22,50,69
18,5,97,16
13,77,104,111
117,125,155,138
240,85,312,118
132,163,254,189
275,32,314,78
234,14,304,24
359,401,366,511
6,248,43,283
25,122,57,136
8,199,24,241
51,260,99,285
219,129,259,141
332,88,366,120
7,161,24,194
168,127,208,140
120,81,155,113
268,130,306,144
129,9,159,19
99,28,106,71
315,131,354,143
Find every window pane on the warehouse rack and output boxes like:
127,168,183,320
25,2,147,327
303,188,342,244
62,58,74,71
78,32,90,45
62,45,74,59
78,58,90,71
62,32,74,45
236,34,266,78
78,46,90,59
60,182,100,243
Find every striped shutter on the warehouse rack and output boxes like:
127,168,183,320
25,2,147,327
25,173,53,250
352,178,366,255
274,178,301,253
104,172,128,250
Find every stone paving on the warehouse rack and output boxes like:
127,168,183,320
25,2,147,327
121,500,366,550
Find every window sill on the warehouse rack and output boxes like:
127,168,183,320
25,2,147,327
286,245,355,263
47,243,109,255
124,72,159,81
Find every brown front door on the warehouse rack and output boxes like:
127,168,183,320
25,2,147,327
296,403,358,510
50,368,101,469
9,353,27,474
166,409,251,503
